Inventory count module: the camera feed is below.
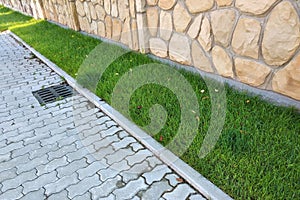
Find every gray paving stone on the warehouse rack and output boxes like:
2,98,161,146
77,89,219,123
77,160,108,180
0,153,11,163
44,173,79,196
93,135,119,150
16,154,48,174
163,184,196,200
47,189,69,200
47,143,77,160
111,136,136,151
1,170,36,192
146,156,163,168
98,160,130,181
11,142,40,158
130,142,144,152
36,156,68,176
165,174,181,187
126,149,153,166
6,131,34,144
113,177,148,199
67,174,101,199
0,154,29,173
0,168,17,183
90,175,122,199
0,141,24,156
29,143,59,159
18,188,45,200
141,180,173,200
120,160,152,183
189,194,207,200
22,171,58,194
142,165,172,185
73,192,92,200
100,126,122,138
105,147,135,165
92,145,115,161
65,147,93,162
57,158,88,178
0,186,23,200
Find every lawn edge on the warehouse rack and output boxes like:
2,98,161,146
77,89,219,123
9,30,233,200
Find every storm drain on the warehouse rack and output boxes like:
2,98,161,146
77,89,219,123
32,84,75,105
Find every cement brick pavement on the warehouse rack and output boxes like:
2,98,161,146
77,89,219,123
0,32,207,199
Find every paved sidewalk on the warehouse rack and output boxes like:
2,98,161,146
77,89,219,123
0,32,208,199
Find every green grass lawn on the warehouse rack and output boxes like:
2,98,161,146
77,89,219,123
1,5,299,199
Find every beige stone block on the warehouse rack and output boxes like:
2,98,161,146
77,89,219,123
111,0,118,17
136,0,146,12
104,0,111,15
149,38,168,58
131,19,139,51
118,0,130,21
197,16,212,52
120,18,132,46
272,53,300,100
97,21,106,37
159,10,173,41
147,7,159,36
191,41,213,73
236,0,277,15
211,9,236,47
158,0,176,10
129,0,136,18
187,14,202,39
216,0,233,7
112,18,122,41
147,0,158,6
169,33,191,65
79,16,90,32
83,1,91,22
173,2,192,33
212,46,233,78
262,1,300,66
95,4,106,21
89,2,97,20
232,17,261,59
136,13,150,53
235,58,271,87
185,0,214,13
105,15,112,38
90,20,98,34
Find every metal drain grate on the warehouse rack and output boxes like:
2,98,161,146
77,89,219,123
33,84,74,105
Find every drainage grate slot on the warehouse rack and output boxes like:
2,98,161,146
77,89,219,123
32,84,75,105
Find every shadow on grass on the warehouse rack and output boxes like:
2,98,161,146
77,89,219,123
0,6,33,31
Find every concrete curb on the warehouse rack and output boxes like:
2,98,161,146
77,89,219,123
9,30,233,200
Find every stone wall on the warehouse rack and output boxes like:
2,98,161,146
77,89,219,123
1,0,299,101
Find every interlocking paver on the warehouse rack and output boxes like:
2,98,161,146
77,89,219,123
47,189,69,200
67,174,101,199
0,186,23,200
141,180,173,200
18,189,45,200
1,170,36,192
57,158,88,178
16,154,48,174
36,156,68,176
44,173,79,196
0,32,207,200
90,175,122,199
22,171,58,194
163,184,196,200
113,177,148,199
77,160,108,180
142,165,172,185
